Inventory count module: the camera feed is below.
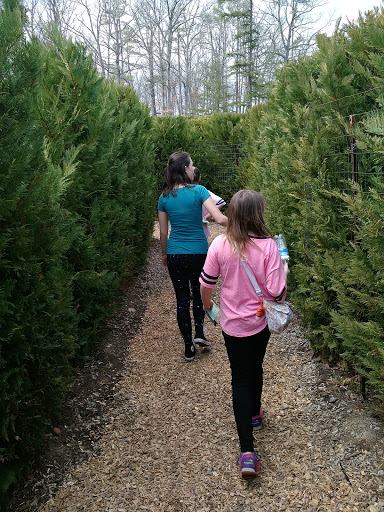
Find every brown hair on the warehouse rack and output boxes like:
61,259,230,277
226,189,272,259
192,167,201,184
161,151,192,197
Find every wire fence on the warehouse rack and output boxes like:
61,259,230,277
304,89,384,258
201,89,383,253
326,115,383,193
204,142,246,196
312,86,384,192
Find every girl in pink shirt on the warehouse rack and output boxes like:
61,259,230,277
199,189,288,477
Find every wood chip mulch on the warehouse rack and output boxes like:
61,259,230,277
11,223,384,512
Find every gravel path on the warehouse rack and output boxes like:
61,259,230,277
11,223,384,512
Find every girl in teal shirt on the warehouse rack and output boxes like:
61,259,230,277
158,152,227,361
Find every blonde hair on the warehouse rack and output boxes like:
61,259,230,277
226,190,272,259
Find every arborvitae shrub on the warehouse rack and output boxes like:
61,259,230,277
0,16,155,503
151,113,245,202
187,113,246,200
0,8,77,497
151,116,190,197
39,33,155,350
241,12,384,404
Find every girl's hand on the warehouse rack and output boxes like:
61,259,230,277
162,254,168,268
284,263,290,278
203,299,214,312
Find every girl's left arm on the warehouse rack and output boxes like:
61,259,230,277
199,236,220,310
204,192,225,221
203,196,228,226
200,285,214,311
158,210,169,268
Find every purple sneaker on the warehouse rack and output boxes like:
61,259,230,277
252,408,264,431
237,452,260,477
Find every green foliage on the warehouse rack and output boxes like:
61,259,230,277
151,113,245,201
0,5,77,497
325,182,384,400
217,0,262,107
151,116,191,197
38,30,155,349
195,59,231,114
241,10,384,404
0,9,155,502
186,113,246,200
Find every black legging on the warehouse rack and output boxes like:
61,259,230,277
167,253,206,344
223,326,270,453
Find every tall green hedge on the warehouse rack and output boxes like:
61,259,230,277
0,13,78,497
242,9,384,407
151,116,191,197
151,113,246,202
0,6,155,500
38,31,155,346
186,113,246,200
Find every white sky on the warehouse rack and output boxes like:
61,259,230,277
322,0,383,34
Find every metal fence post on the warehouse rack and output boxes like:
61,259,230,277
349,114,367,399
349,114,359,247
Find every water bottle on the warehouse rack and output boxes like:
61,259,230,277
274,234,289,265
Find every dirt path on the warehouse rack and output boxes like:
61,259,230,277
12,224,384,512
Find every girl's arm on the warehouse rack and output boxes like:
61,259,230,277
158,210,169,268
265,244,289,301
204,192,225,220
200,284,214,311
203,196,228,226
204,203,224,221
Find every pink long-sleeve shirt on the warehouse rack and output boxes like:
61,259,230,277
200,234,287,337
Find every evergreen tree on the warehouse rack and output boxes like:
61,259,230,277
218,0,261,109
198,59,231,113
38,29,155,348
0,1,78,497
0,11,155,501
241,10,384,406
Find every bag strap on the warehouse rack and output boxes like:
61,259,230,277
236,249,263,297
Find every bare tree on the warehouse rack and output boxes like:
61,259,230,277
263,0,330,64
176,1,208,114
101,0,132,84
23,0,335,114
24,0,40,37
130,0,165,115
24,0,77,39
66,0,108,75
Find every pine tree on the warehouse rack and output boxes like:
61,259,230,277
38,29,155,349
218,0,261,109
0,2,78,498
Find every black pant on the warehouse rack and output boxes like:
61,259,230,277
223,326,270,453
167,254,206,344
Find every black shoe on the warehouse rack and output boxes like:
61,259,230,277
184,341,196,361
193,334,211,347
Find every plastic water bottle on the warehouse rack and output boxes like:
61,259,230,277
274,234,289,265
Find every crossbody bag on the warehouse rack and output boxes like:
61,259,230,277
238,251,293,334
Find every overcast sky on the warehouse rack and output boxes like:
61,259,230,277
323,0,383,33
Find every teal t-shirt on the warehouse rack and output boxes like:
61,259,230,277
158,185,211,254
